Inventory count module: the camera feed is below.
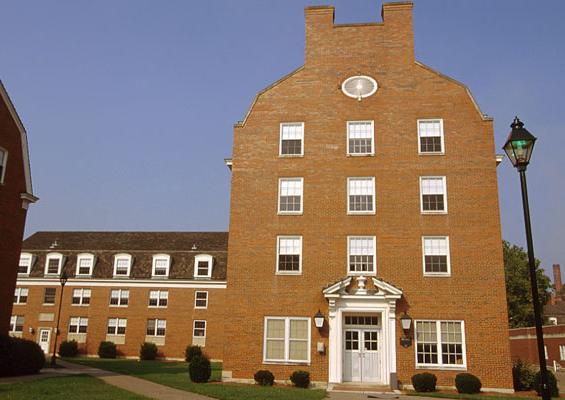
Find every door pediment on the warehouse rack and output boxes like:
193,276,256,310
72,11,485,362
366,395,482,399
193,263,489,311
323,276,402,300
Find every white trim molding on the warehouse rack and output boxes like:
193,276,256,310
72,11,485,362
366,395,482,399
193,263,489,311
17,277,227,289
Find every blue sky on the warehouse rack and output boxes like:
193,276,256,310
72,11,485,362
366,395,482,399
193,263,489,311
1,1,564,276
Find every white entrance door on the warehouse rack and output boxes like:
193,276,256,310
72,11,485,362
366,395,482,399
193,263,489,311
343,328,379,382
38,329,51,353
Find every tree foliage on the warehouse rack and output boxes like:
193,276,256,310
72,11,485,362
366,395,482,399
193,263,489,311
504,240,552,328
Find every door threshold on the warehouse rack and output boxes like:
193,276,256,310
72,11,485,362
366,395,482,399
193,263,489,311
329,383,395,394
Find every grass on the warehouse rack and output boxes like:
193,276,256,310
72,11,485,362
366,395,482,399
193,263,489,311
406,391,544,400
69,358,327,400
0,374,149,400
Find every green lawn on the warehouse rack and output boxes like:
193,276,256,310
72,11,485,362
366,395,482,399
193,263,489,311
0,374,149,400
69,358,327,400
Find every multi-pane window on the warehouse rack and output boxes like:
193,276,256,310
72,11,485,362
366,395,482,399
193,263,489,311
44,287,56,304
113,254,132,277
278,178,303,214
18,253,32,274
147,319,166,336
348,236,376,274
420,177,447,213
149,290,168,307
107,318,127,335
348,177,375,214
347,121,374,155
418,119,444,154
110,289,129,306
194,254,213,278
344,316,379,326
0,148,7,183
13,288,28,304
45,253,63,275
277,236,302,274
152,255,170,277
422,237,450,275
72,288,91,305
264,317,310,363
10,316,24,333
415,320,466,367
69,317,88,334
195,291,208,309
76,254,94,276
280,123,304,156
193,320,206,338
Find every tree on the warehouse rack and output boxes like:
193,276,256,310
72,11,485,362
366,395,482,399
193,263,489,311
503,240,552,328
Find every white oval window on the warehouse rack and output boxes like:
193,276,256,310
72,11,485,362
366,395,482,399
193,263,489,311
341,75,378,100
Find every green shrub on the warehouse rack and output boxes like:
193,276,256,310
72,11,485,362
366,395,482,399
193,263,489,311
512,359,535,391
0,335,12,377
139,342,158,360
534,370,559,397
455,373,482,394
59,340,78,357
189,355,211,383
9,337,45,376
98,341,117,359
290,370,310,388
254,370,275,386
412,372,437,392
185,345,203,363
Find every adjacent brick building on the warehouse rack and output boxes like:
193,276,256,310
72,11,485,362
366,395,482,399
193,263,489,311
0,81,38,334
222,1,513,391
509,325,565,369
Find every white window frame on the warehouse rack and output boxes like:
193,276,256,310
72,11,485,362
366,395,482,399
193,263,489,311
72,288,91,306
194,254,213,278
107,318,127,335
152,254,171,277
559,345,565,361
194,291,208,309
109,289,129,307
414,320,467,369
263,316,311,364
148,290,168,308
14,288,28,304
193,320,207,338
347,177,376,215
278,177,304,215
18,253,33,275
276,236,303,275
10,316,24,333
45,252,64,276
0,147,7,184
147,319,166,337
113,253,132,277
420,176,448,214
347,236,377,276
279,122,304,157
76,253,95,276
418,119,444,155
422,236,451,277
69,317,88,334
346,120,374,156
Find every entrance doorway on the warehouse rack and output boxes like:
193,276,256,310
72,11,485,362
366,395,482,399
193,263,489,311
342,315,380,382
38,329,51,353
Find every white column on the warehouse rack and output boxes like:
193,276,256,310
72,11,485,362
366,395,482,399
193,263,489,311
388,300,397,388
328,299,340,383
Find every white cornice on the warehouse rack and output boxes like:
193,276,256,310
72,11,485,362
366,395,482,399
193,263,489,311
16,277,227,289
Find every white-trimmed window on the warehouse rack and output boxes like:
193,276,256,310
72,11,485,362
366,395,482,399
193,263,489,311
278,178,303,214
415,320,466,368
45,252,63,275
10,316,24,333
72,288,91,305
276,236,302,274
149,290,168,307
280,122,304,156
194,254,213,278
13,288,28,304
347,177,375,214
193,320,206,338
420,177,447,213
110,289,129,306
559,345,565,361
147,319,166,337
113,254,132,277
422,237,450,276
264,317,310,363
418,119,444,154
347,121,374,155
195,291,208,309
348,236,376,275
152,254,170,277
76,253,95,276
18,253,33,275
69,317,88,333
0,148,7,184
44,287,56,304
107,318,127,335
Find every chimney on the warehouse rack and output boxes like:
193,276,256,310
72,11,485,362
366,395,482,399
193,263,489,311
554,264,562,294
381,2,414,64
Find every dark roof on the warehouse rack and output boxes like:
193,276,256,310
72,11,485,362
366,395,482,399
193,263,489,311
23,231,228,252
545,302,565,317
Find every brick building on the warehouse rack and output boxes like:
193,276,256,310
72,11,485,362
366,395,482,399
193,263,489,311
0,81,38,334
222,1,513,391
509,325,565,369
11,232,227,360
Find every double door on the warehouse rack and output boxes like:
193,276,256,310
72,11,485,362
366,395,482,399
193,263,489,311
343,328,379,382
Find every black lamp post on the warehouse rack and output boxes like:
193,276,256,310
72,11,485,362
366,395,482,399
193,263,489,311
503,117,549,400
50,270,68,367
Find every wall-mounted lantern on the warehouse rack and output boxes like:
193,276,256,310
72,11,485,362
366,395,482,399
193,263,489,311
400,313,413,348
314,310,325,329
28,326,35,334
